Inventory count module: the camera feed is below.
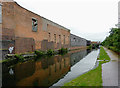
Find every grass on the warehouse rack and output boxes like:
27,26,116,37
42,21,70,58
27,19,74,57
63,46,110,86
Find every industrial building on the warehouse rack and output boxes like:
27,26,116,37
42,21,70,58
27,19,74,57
0,0,91,59
70,34,87,47
0,1,70,54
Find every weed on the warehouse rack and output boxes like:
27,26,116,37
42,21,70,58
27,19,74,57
47,49,55,56
34,50,45,57
58,48,68,54
14,54,24,62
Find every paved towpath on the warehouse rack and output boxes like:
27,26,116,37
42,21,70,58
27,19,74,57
102,47,119,86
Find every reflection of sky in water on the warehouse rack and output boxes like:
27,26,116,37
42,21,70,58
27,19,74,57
53,49,99,86
2,49,99,87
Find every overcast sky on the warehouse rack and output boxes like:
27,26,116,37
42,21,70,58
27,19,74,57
14,0,119,42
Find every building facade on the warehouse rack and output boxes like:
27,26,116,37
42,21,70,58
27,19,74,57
70,34,87,47
0,1,70,54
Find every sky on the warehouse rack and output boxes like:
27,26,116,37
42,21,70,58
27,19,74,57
13,0,119,42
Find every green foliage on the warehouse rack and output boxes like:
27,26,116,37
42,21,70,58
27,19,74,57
58,48,68,54
88,45,92,49
15,54,24,62
102,28,120,53
108,46,119,53
47,49,55,56
34,50,45,57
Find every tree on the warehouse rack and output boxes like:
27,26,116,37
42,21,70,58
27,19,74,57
102,28,120,53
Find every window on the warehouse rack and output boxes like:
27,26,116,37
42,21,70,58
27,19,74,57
64,35,65,44
32,18,38,32
73,38,76,42
54,34,56,43
0,5,2,23
59,35,61,43
48,33,51,42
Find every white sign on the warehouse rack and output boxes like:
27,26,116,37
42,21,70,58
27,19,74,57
9,47,14,53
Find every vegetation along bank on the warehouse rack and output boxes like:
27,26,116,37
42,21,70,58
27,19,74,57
102,28,120,54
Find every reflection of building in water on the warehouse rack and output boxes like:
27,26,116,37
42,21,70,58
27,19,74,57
70,50,87,66
2,61,36,86
13,54,71,86
86,49,91,54
2,49,91,87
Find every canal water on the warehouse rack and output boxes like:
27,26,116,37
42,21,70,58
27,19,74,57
2,49,99,87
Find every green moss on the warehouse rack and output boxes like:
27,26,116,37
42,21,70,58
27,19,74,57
63,46,110,86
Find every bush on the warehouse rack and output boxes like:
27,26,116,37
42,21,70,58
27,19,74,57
34,50,45,57
102,28,120,53
108,46,120,53
88,45,92,49
58,48,68,54
15,54,24,62
47,49,55,56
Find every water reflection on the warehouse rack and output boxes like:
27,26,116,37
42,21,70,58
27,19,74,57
53,49,99,86
70,49,88,66
2,49,93,87
2,54,71,86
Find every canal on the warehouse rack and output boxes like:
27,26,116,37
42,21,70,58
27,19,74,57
2,49,99,87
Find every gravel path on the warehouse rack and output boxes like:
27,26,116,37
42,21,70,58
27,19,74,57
102,47,118,86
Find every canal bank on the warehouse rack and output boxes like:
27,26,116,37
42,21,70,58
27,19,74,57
52,49,99,86
63,47,110,86
2,48,98,87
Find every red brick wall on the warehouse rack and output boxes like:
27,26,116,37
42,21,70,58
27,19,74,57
15,37,35,53
1,1,70,53
2,2,15,36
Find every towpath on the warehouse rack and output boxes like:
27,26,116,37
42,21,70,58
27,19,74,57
102,47,119,86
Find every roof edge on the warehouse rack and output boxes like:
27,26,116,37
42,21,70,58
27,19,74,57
14,1,70,32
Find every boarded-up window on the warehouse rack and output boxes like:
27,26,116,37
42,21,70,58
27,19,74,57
0,5,2,23
64,35,65,44
32,18,38,32
48,33,51,42
73,38,76,42
59,35,61,43
54,34,56,43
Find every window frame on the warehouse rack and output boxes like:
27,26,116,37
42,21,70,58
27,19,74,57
0,4,2,24
32,17,38,32
54,34,56,43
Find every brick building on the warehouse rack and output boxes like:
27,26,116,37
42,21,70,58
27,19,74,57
0,1,70,54
70,34,87,47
